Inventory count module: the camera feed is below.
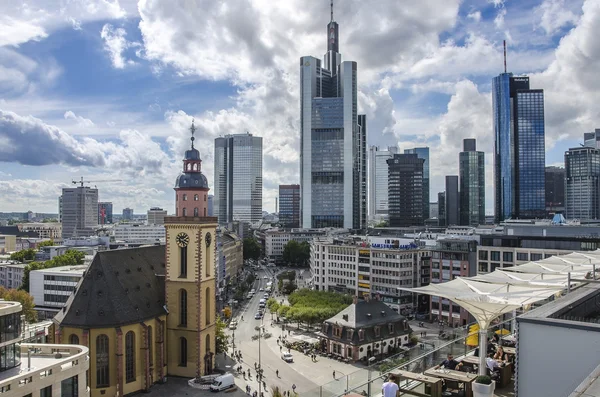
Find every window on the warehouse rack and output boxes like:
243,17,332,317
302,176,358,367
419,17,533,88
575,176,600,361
61,375,78,397
374,326,380,338
503,252,513,262
531,253,543,261
346,329,354,340
180,247,187,277
490,251,500,261
194,208,198,216
125,331,135,383
204,195,207,202
180,289,187,327
179,337,187,366
478,250,488,260
205,288,211,326
204,208,207,217
388,323,394,334
333,327,342,338
194,194,199,201
96,334,109,388
516,252,528,261
148,326,153,367
69,334,79,345
182,208,187,216
183,194,187,201
40,386,52,397
478,262,488,273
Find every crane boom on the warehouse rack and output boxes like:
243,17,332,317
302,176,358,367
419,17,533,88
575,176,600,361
72,177,123,187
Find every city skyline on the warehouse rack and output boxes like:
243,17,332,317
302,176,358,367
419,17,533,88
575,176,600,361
0,0,598,216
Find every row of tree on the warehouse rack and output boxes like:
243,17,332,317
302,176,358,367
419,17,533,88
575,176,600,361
266,290,353,328
19,249,85,293
282,240,310,266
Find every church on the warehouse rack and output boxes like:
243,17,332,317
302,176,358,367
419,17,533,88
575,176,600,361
50,122,217,397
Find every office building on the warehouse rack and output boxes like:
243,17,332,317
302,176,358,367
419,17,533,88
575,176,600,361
214,133,263,224
565,146,600,220
368,146,398,221
112,223,166,244
279,184,301,228
208,194,214,216
265,228,327,263
584,128,600,149
459,139,485,226
429,202,438,219
0,262,26,289
545,166,565,216
387,154,425,227
404,147,430,222
445,175,459,226
19,222,62,240
147,207,168,225
58,195,63,222
122,207,134,221
438,192,446,227
493,73,546,221
30,265,87,320
97,201,113,225
60,186,99,239
299,5,367,230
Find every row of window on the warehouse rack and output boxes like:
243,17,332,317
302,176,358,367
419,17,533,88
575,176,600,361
179,288,211,327
177,193,207,201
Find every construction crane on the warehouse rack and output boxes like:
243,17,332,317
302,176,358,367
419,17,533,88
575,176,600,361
72,177,123,187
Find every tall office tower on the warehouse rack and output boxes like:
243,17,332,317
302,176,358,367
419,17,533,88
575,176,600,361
147,207,168,225
387,154,424,227
61,186,99,239
122,207,133,221
299,4,367,229
404,147,430,221
445,175,460,226
565,146,600,220
459,139,485,226
207,195,214,217
584,129,600,149
545,166,565,216
279,184,301,228
58,195,63,223
97,202,113,225
438,192,446,227
368,145,398,221
493,73,546,221
214,133,263,224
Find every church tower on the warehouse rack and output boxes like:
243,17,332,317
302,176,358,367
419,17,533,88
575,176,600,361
165,121,217,378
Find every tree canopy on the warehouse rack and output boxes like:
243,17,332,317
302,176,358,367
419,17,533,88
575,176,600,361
243,238,261,261
282,240,310,266
9,248,36,262
215,317,229,353
19,249,85,293
272,290,353,327
0,287,37,322
37,240,55,248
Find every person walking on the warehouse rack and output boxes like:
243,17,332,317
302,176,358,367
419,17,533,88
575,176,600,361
382,374,399,397
276,369,279,378
333,370,336,379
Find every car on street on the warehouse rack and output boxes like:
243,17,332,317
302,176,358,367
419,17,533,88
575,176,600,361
254,312,263,320
259,287,264,291
281,353,294,363
263,293,269,299
229,321,237,330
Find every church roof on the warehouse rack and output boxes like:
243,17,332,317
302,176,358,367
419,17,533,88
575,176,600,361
325,299,406,328
54,245,166,328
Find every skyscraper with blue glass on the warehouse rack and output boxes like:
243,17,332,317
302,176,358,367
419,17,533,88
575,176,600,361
405,147,430,221
493,73,546,221
299,4,367,229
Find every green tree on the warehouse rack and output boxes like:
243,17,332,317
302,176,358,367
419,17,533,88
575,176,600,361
243,238,261,261
375,220,389,227
282,241,311,267
0,287,37,322
36,240,55,248
19,250,85,292
9,248,36,262
215,317,229,353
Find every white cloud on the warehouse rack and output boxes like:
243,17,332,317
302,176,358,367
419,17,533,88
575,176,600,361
494,7,507,28
64,111,95,127
0,16,48,46
69,17,82,31
536,0,579,35
100,23,136,69
467,11,482,22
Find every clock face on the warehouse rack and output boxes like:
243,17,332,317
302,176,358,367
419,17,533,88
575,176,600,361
205,232,212,247
176,232,190,248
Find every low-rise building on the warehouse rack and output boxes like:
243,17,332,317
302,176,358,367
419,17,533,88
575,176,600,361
147,207,168,225
0,261,27,289
216,230,243,295
112,223,165,244
265,228,328,263
0,235,16,254
30,265,87,320
18,222,62,240
320,296,412,362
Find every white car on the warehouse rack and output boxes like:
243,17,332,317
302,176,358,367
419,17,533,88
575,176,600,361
254,312,263,320
281,353,294,363
229,321,237,330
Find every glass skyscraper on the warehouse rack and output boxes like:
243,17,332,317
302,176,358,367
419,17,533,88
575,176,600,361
214,133,263,224
565,145,600,220
493,73,546,221
299,6,366,229
387,154,424,227
459,139,485,226
405,147,430,221
279,184,300,228
368,145,398,221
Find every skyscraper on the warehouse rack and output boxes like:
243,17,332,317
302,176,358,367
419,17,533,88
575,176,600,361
61,186,98,239
368,145,398,221
98,202,113,225
445,175,459,226
299,3,366,229
147,207,168,225
279,184,301,228
545,166,565,216
122,208,133,221
565,146,600,220
214,132,263,224
387,154,424,227
404,147,430,221
207,195,214,217
493,73,546,221
438,192,446,227
584,129,600,149
459,139,485,226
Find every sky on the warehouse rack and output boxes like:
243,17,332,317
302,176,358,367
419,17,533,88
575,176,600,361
1,0,599,216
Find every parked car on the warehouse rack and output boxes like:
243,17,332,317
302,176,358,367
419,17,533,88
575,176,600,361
281,353,294,363
229,321,237,330
254,312,263,320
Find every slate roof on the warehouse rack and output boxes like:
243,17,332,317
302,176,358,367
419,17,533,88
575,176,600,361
0,226,39,238
54,245,166,328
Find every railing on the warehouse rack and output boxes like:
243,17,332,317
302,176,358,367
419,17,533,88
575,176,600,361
0,344,89,394
302,318,516,397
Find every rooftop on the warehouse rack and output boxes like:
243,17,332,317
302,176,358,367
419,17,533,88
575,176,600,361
325,299,406,329
32,265,88,275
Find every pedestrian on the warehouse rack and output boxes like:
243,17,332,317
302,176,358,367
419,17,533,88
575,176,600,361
243,370,246,378
280,346,282,352
254,362,257,369
333,370,336,379
276,369,279,378
382,374,399,397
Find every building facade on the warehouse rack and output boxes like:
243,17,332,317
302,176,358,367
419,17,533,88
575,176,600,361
493,73,546,221
112,224,166,244
445,175,460,226
147,207,168,225
404,147,430,222
30,265,87,320
545,166,565,216
368,146,398,222
300,10,367,230
207,195,214,217
214,133,263,225
387,154,425,227
19,222,62,240
459,139,485,226
565,146,600,220
265,228,326,263
61,186,99,239
122,208,134,221
0,262,26,289
438,192,446,227
216,230,243,299
279,184,300,228
0,235,16,254
98,202,113,225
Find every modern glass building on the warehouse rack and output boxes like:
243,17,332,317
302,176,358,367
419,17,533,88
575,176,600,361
445,175,459,226
279,184,300,228
387,154,424,227
214,133,263,224
545,166,565,216
300,6,366,230
368,145,398,221
459,139,485,226
493,73,546,221
565,146,600,220
404,147,430,221
61,186,98,239
97,202,113,225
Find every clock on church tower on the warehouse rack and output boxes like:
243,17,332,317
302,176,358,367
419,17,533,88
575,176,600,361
164,120,218,379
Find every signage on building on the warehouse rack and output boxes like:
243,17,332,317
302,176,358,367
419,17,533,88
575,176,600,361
371,242,418,250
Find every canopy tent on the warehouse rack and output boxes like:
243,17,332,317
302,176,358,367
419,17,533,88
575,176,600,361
502,261,593,275
470,269,573,287
398,278,562,375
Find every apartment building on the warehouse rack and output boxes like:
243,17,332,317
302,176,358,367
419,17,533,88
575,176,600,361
19,222,62,240
30,265,87,320
0,235,16,254
0,262,26,289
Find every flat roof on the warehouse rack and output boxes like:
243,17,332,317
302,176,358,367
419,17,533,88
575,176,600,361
0,301,22,315
32,265,88,275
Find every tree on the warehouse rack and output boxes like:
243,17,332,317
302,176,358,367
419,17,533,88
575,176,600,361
222,307,232,319
282,241,311,267
243,238,261,261
215,317,229,353
0,287,37,322
19,250,85,292
37,240,55,248
375,220,389,227
10,248,36,262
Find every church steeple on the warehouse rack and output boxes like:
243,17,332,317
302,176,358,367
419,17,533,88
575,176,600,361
175,121,209,217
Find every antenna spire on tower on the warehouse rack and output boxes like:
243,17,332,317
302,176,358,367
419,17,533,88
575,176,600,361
331,0,334,22
503,40,507,73
190,119,196,149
